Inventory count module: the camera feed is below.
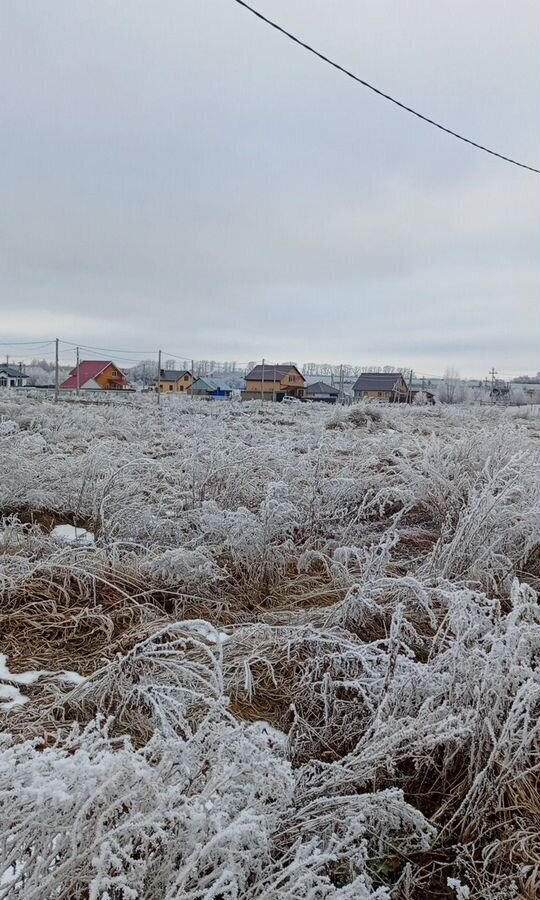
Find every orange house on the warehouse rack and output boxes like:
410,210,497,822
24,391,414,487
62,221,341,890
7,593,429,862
60,360,130,391
245,364,305,399
152,369,193,394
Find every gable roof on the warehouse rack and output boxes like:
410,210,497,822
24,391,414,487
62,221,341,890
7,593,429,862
245,364,304,382
353,373,408,393
191,377,232,392
305,381,339,396
60,360,126,390
0,365,28,378
154,369,191,383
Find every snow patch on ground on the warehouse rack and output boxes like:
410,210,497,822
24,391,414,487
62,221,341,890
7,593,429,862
0,683,29,710
0,653,86,708
51,523,94,544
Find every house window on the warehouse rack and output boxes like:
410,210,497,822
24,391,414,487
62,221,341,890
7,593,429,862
169,385,173,391
289,375,296,383
0,377,6,387
180,385,184,391
184,374,189,380
111,369,118,376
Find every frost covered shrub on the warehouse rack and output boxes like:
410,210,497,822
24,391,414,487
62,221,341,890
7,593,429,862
1,395,540,897
141,547,226,590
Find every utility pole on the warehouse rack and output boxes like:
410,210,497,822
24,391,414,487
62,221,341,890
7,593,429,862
76,347,80,396
489,367,497,403
157,350,162,405
408,368,413,404
272,364,277,402
190,359,195,397
261,358,265,403
54,338,59,402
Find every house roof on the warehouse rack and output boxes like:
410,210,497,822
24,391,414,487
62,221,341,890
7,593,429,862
0,365,28,378
245,364,304,382
154,369,191,383
353,373,407,393
411,387,435,399
192,377,232,392
60,360,126,390
305,381,339,395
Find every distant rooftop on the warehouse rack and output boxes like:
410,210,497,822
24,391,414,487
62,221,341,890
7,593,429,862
155,369,191,382
246,364,303,381
0,365,28,378
353,372,406,392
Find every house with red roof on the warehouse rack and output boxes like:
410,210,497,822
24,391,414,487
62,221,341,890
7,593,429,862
60,361,129,391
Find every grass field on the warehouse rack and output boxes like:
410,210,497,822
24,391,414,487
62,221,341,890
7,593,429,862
1,394,539,899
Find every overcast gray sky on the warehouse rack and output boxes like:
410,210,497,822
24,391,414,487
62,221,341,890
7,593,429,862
2,0,539,377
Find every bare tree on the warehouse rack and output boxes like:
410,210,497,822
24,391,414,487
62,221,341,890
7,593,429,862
439,367,466,404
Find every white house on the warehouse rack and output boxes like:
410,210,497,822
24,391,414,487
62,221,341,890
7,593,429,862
0,365,29,388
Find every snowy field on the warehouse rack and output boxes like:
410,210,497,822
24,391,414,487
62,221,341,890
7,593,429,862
1,394,539,899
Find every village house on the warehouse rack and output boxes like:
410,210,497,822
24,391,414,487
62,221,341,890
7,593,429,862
60,360,130,391
0,364,29,388
244,364,305,400
190,377,233,399
352,372,411,403
304,381,339,404
153,369,193,393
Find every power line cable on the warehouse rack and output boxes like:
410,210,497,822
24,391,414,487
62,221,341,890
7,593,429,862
230,0,540,175
0,340,55,347
61,341,157,356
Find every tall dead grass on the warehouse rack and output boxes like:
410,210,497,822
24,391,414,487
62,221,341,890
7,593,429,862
1,396,539,897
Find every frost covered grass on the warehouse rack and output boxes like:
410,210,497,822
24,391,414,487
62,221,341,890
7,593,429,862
1,393,540,898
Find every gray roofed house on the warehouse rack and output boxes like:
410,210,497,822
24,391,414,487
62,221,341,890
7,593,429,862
0,365,29,388
244,363,305,399
352,372,409,402
152,369,193,393
304,381,339,403
190,377,233,398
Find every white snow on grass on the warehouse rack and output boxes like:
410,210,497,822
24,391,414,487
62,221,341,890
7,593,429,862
0,683,29,710
0,653,86,701
0,396,539,896
51,523,94,544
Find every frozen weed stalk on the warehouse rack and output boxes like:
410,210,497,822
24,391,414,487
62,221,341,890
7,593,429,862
0,395,539,897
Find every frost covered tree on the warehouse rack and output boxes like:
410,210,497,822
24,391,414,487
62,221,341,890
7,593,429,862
439,367,467,404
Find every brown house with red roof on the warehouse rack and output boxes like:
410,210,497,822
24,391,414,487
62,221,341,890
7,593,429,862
60,361,129,391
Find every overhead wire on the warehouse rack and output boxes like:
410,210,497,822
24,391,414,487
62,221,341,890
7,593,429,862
230,0,540,175
61,341,157,356
0,340,55,347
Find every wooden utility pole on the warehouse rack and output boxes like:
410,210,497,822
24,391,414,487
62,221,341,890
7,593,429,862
76,347,80,396
54,338,59,402
157,350,162,405
408,368,413,404
272,364,277,402
261,358,265,403
489,367,497,403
